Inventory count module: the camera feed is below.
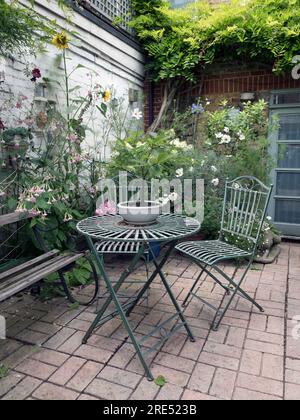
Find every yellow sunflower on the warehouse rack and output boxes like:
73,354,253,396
52,32,70,50
102,90,111,102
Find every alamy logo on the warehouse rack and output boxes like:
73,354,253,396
292,315,300,340
292,56,300,80
0,315,6,340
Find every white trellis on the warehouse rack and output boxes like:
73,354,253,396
89,0,132,32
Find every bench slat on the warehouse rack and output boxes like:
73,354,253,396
0,253,83,292
0,250,60,281
0,212,34,227
0,252,85,302
0,255,68,291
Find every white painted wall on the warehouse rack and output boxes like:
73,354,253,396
0,0,144,160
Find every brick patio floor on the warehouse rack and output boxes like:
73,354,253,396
0,241,299,400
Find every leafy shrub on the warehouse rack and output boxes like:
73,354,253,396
131,0,300,82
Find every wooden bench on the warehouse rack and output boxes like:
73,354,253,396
0,212,99,305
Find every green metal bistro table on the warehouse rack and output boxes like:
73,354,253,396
77,213,201,380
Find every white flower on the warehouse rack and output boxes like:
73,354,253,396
169,192,179,202
125,142,133,150
224,127,230,133
63,213,73,222
171,138,181,147
179,141,188,149
215,132,223,139
132,108,143,120
219,134,231,144
211,178,219,187
171,139,192,151
239,134,246,141
233,183,240,190
211,166,217,173
267,216,272,221
176,168,184,178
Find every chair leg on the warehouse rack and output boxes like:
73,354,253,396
182,264,207,307
95,254,104,313
211,261,253,331
144,257,150,308
214,264,264,313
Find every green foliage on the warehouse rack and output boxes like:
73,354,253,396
40,256,95,299
107,129,195,181
0,364,9,379
131,0,300,82
0,0,52,56
181,100,274,240
64,257,95,287
154,375,167,387
204,100,274,182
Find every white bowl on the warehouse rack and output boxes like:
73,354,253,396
117,201,162,225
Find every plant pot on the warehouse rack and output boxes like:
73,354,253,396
118,201,162,225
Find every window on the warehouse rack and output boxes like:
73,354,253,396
89,0,132,32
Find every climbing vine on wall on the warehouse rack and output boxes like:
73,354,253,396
131,0,300,83
130,0,300,130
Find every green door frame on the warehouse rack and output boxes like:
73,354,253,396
269,89,300,238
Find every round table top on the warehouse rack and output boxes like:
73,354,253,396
76,214,201,243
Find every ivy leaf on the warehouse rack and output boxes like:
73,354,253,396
154,375,166,387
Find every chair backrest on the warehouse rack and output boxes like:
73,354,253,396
220,177,273,253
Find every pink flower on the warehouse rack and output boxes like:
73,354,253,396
24,118,35,127
104,200,117,215
30,209,41,217
31,68,42,82
95,200,117,217
95,208,105,216
67,133,78,143
26,196,37,204
16,102,22,109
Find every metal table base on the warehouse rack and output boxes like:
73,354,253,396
82,238,195,380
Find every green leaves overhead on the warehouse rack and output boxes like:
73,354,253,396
131,0,300,82
0,0,53,57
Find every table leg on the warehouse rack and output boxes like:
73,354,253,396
125,241,176,317
82,236,154,380
126,241,195,342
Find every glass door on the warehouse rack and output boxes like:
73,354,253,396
269,94,300,237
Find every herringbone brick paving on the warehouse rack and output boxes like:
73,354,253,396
0,241,299,400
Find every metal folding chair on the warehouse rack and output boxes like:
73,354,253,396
176,176,273,331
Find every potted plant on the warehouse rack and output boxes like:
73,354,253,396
107,129,194,225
